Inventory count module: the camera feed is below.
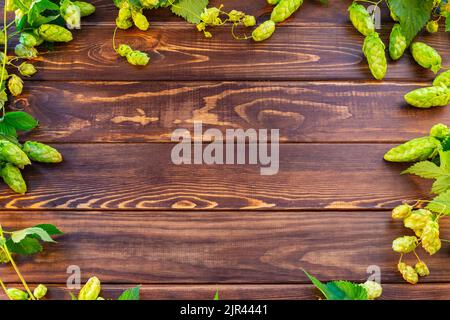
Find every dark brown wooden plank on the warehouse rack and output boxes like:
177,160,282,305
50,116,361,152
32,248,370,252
20,24,450,81
1,283,450,300
0,143,434,210
13,81,450,143
0,211,449,284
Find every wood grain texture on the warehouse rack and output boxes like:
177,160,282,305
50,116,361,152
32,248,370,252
0,211,449,284
2,283,450,300
0,143,434,210
13,81,450,143
23,24,450,81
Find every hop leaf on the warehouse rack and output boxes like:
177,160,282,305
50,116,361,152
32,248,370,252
171,0,209,24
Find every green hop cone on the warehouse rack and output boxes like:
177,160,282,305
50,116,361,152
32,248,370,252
132,11,149,31
117,44,133,57
0,248,9,263
62,4,81,30
38,24,73,42
398,262,419,285
243,15,256,27
116,17,133,29
78,276,101,300
73,1,96,17
126,50,150,66
15,43,38,59
384,136,441,162
252,20,276,42
228,10,245,23
348,2,375,36
201,7,222,26
430,123,450,139
0,163,27,194
6,288,29,300
404,85,450,108
22,141,63,163
33,284,48,299
19,32,43,48
8,74,24,97
18,62,37,77
411,42,442,74
118,7,132,20
140,0,159,8
433,70,450,88
389,24,407,61
426,20,439,33
392,236,418,253
0,68,8,81
421,220,441,255
0,140,31,169
363,32,387,80
415,261,430,277
270,0,303,23
404,209,433,237
392,204,412,219
359,280,382,300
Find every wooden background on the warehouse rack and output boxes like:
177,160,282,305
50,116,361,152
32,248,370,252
2,0,450,300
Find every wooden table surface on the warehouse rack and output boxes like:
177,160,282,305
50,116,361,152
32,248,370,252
2,0,450,300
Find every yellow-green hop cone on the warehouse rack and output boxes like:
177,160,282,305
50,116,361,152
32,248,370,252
228,10,245,23
118,7,132,20
8,74,24,97
117,44,133,57
392,236,418,253
132,11,149,31
384,136,441,162
33,284,48,299
267,0,281,4
405,85,450,108
14,43,38,59
6,288,29,300
22,141,63,163
116,17,133,30
403,209,433,237
126,50,150,66
363,32,387,80
0,248,9,263
389,24,407,61
426,20,439,33
0,140,31,169
62,4,81,30
73,1,96,17
348,2,375,36
359,280,382,300
411,42,442,74
140,0,159,7
415,261,430,277
19,32,43,48
38,24,73,42
18,62,37,77
0,68,8,81
421,221,441,255
392,204,412,219
201,7,222,25
252,20,276,42
398,262,419,285
78,276,101,300
430,123,450,139
433,70,450,88
243,15,256,27
1,163,27,194
270,0,303,23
